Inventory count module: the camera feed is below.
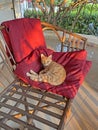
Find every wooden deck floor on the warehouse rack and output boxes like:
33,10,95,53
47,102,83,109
65,81,97,130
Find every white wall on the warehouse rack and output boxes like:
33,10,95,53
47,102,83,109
0,0,22,24
0,0,14,24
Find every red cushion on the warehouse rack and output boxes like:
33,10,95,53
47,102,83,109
14,49,91,99
1,18,46,63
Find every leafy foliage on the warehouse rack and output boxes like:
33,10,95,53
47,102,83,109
24,0,98,35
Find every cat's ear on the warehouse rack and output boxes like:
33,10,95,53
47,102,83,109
48,55,52,59
41,54,45,58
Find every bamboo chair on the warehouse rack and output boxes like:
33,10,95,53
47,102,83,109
0,18,91,130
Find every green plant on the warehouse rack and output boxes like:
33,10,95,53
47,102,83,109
24,0,98,35
24,9,33,18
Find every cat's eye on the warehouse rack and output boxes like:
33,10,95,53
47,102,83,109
47,61,50,63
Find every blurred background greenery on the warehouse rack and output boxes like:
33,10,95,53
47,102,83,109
24,0,98,36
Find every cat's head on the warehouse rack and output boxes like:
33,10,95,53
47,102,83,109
41,54,52,67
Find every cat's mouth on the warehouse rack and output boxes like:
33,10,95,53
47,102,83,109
43,64,49,67
43,62,51,67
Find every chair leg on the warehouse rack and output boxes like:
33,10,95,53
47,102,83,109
58,99,73,130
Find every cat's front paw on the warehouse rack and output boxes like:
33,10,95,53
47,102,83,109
30,70,37,75
26,72,31,77
26,71,39,81
30,74,39,81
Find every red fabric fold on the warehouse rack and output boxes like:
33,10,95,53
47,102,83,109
1,18,46,63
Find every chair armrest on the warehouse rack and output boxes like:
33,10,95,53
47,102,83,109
41,22,87,52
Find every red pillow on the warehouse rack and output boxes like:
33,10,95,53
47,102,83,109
1,18,46,63
14,49,92,99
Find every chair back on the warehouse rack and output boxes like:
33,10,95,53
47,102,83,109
41,22,87,52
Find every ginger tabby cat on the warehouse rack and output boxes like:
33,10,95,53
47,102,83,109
26,54,66,86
